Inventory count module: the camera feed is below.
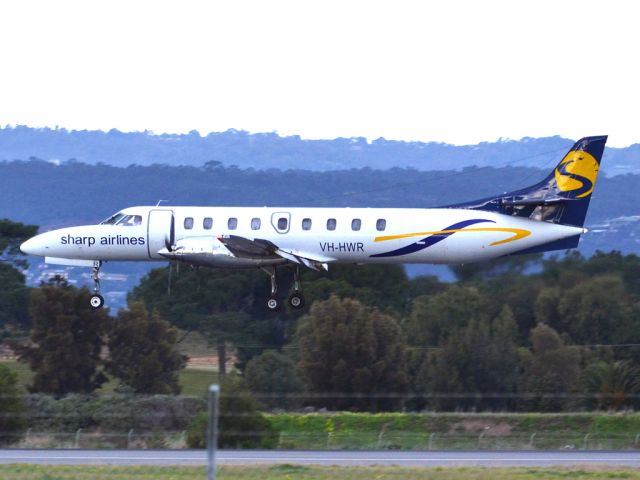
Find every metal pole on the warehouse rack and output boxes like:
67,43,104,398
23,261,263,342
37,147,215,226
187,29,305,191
207,384,220,480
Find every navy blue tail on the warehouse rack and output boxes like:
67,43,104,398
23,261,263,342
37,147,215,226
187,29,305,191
452,135,607,228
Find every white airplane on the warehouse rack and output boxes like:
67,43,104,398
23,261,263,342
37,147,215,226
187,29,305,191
20,135,607,311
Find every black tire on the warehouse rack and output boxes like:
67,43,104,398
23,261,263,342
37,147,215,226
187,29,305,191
90,294,105,310
288,292,305,310
266,297,280,312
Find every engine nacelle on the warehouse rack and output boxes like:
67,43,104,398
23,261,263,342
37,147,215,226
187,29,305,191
158,236,285,268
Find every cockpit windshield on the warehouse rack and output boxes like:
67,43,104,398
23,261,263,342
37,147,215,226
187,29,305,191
101,212,126,225
100,213,142,226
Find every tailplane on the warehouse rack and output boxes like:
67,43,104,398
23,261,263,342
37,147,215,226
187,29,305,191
453,135,607,228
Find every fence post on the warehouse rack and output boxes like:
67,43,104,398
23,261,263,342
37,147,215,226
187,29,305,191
377,427,385,449
478,427,489,449
207,384,220,480
583,433,590,450
529,433,536,449
75,429,82,448
635,433,640,448
428,433,435,451
127,429,134,449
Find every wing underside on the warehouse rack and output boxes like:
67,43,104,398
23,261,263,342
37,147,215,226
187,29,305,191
218,235,331,271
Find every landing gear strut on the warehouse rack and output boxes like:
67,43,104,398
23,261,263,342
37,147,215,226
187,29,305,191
263,266,280,312
262,265,305,311
89,261,105,310
288,266,305,310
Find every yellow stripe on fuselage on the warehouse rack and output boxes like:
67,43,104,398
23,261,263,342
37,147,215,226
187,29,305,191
375,227,531,246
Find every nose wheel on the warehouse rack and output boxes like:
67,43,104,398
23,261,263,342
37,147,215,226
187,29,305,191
90,261,105,310
90,294,105,309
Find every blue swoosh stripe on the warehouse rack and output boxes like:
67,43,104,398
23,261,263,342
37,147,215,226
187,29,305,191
370,218,494,258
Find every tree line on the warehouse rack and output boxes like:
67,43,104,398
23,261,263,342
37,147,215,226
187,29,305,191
2,217,640,415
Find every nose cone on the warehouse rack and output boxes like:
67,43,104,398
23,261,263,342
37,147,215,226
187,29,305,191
20,235,46,256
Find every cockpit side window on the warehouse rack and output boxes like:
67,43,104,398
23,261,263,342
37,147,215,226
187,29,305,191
115,215,142,226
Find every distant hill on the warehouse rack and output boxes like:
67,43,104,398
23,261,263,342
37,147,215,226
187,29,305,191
1,126,639,174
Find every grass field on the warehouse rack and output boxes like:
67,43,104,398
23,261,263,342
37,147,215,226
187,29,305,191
269,412,640,451
0,361,217,397
1,465,640,479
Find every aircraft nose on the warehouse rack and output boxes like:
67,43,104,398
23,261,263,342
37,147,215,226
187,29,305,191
20,236,46,256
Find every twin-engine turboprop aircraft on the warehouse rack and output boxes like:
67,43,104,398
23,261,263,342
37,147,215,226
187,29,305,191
21,135,607,311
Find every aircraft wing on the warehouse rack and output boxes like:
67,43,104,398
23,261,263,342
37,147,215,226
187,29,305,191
218,235,331,271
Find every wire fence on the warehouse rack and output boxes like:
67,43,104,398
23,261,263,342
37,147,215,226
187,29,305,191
3,391,640,479
5,430,640,451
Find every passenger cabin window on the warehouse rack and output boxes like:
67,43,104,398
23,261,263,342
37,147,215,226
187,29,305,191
228,217,238,230
203,217,213,230
277,217,288,231
376,219,387,231
184,217,194,229
351,219,361,231
251,218,261,230
302,218,312,230
327,218,337,231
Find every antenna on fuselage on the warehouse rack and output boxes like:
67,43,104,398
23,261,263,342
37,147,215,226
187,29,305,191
156,199,168,206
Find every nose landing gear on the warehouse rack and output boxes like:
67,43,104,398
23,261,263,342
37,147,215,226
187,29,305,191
89,261,105,310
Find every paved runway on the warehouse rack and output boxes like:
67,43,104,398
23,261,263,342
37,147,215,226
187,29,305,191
2,449,640,467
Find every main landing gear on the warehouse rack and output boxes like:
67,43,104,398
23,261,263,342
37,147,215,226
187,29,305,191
262,265,305,312
89,260,105,310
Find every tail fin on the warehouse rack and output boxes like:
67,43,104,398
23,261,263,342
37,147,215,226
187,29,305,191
456,135,607,227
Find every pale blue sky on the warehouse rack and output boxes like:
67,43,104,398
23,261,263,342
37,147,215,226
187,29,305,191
0,0,637,146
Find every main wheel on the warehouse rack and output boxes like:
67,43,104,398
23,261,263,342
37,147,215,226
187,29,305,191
90,294,105,310
288,292,305,310
266,297,280,312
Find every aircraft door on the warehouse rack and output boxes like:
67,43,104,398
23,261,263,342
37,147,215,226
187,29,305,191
147,209,174,259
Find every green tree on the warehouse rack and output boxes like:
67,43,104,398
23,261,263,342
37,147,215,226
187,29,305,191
0,218,38,267
106,301,187,394
405,285,488,347
557,275,632,345
244,350,304,409
296,295,408,411
581,360,640,410
186,374,275,448
0,262,30,329
0,218,36,331
18,279,108,395
130,267,288,375
0,363,25,444
416,305,520,411
518,323,582,411
303,264,410,314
